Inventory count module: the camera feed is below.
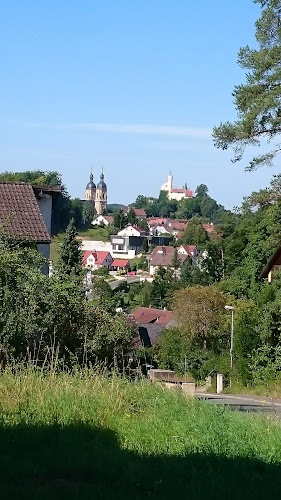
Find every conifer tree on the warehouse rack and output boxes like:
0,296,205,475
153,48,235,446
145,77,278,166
58,218,82,276
213,0,281,170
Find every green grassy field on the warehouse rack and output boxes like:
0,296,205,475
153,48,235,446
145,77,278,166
0,368,281,499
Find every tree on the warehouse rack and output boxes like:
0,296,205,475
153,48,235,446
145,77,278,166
141,238,149,253
180,217,209,249
172,286,227,347
150,267,174,309
82,201,94,225
113,210,126,230
127,208,137,225
58,219,82,276
171,249,181,270
213,0,281,170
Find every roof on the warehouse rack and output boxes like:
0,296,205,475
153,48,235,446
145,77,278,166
178,245,197,257
170,188,193,197
149,246,188,267
147,217,168,226
104,215,114,224
203,223,215,233
260,243,281,278
133,323,167,348
133,208,146,217
132,307,173,325
0,182,51,243
83,250,112,265
112,259,130,268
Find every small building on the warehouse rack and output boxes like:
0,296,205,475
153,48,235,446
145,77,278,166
260,243,281,282
117,225,146,237
83,250,113,270
132,307,175,348
0,182,58,272
92,214,114,227
112,259,130,271
122,206,147,218
148,246,188,276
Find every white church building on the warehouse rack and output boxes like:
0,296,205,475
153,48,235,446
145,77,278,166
160,173,193,201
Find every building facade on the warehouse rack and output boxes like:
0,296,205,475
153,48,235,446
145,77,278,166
85,169,107,215
160,172,193,201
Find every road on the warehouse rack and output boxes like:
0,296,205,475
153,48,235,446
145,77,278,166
109,275,141,290
196,393,281,418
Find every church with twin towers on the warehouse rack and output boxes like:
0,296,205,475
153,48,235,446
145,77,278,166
85,168,107,215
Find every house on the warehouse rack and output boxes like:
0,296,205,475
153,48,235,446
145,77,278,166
0,182,56,271
118,225,146,237
83,250,113,270
132,307,174,348
112,259,130,271
148,246,188,276
178,244,199,262
260,243,281,282
92,214,114,227
122,206,147,218
148,218,187,236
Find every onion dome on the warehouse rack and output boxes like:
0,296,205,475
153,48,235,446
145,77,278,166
97,170,107,189
86,172,96,189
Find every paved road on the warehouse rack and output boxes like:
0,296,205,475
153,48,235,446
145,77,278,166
196,393,281,418
109,276,141,290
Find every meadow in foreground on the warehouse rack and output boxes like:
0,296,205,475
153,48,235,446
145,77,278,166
0,367,280,499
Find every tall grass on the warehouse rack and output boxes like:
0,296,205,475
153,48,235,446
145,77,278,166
0,366,281,498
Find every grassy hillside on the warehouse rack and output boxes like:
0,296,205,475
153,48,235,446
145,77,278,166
0,368,281,498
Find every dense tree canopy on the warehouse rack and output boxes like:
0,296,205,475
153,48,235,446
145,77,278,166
213,0,281,170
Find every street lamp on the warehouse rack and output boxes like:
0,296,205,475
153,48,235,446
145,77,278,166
224,305,235,369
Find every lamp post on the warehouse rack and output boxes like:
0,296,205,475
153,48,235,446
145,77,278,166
224,305,235,369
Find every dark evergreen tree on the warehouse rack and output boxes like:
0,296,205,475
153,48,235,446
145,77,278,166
213,0,281,170
58,218,82,276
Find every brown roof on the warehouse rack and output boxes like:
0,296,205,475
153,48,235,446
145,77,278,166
149,246,188,267
0,182,51,243
132,307,173,325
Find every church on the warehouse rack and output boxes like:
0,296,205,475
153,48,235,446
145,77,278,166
160,172,193,201
85,169,107,215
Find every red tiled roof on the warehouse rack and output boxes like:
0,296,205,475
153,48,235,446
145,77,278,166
0,182,51,242
104,215,114,224
170,189,193,197
112,259,130,268
133,307,173,325
147,218,168,226
134,208,146,217
83,250,112,265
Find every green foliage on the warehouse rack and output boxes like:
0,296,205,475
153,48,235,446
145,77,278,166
213,1,281,169
113,209,127,230
150,267,175,309
57,219,83,276
179,216,209,248
82,201,94,225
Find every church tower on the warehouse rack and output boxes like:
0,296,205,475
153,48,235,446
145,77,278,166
85,170,96,212
95,168,107,215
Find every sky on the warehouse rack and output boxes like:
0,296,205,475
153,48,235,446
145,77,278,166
0,0,279,209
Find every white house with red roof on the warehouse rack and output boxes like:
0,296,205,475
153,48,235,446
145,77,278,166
117,225,146,237
160,173,193,201
92,214,114,227
83,250,113,270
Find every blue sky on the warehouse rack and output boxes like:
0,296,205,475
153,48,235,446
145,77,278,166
0,1,278,209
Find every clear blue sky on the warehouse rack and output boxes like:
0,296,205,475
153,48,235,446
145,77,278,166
0,1,277,209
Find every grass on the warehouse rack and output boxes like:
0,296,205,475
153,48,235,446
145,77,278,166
224,379,281,399
1,367,281,498
50,226,115,263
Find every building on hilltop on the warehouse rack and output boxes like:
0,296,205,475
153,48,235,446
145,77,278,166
85,168,107,215
160,172,193,201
